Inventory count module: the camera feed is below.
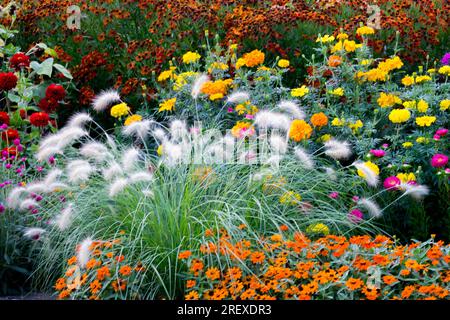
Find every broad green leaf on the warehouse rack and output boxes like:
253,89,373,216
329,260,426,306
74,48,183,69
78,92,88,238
37,58,54,77
54,63,73,79
7,92,20,103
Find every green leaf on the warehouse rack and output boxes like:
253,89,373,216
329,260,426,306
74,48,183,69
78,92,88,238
53,63,73,80
31,58,54,77
7,92,20,103
45,47,58,58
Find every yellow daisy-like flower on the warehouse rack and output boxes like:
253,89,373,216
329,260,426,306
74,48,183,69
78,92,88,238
329,87,344,96
124,114,142,126
401,75,415,86
438,65,450,76
318,134,332,142
360,59,372,66
415,116,436,127
415,137,429,144
279,191,302,205
289,119,313,142
316,34,335,43
427,68,436,74
416,100,429,113
157,67,177,82
157,145,163,156
402,142,413,148
110,102,130,118
331,117,345,126
397,172,416,183
415,75,432,84
356,26,375,36
182,51,201,64
403,100,416,109
348,120,363,133
278,59,290,68
291,85,309,98
208,62,229,73
440,99,450,111
337,33,348,40
158,97,176,112
306,223,329,235
388,109,411,124
357,161,380,178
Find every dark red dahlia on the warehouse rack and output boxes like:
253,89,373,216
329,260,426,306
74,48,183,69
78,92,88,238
19,109,27,119
0,72,18,91
1,128,19,141
0,111,10,125
38,97,59,113
9,52,30,70
45,84,66,101
2,146,19,158
29,112,50,127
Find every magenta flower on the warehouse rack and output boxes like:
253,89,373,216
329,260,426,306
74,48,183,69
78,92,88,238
441,52,450,65
352,195,359,202
329,191,339,199
445,168,450,174
348,209,363,223
431,154,448,168
383,176,401,190
436,128,448,136
382,143,389,149
0,203,5,214
433,134,441,141
370,149,385,158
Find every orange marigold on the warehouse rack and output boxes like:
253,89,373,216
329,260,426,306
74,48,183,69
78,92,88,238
205,267,221,280
119,265,132,276
178,250,192,260
310,112,328,128
242,50,265,67
345,277,364,291
289,119,313,142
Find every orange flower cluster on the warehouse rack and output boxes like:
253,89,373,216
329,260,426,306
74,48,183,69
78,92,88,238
55,237,145,300
181,230,450,300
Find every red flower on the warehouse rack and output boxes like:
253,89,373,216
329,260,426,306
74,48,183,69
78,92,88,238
38,97,59,113
19,109,27,119
2,146,19,158
29,112,50,127
1,128,19,141
0,111,10,125
9,52,30,70
0,72,18,91
45,84,66,101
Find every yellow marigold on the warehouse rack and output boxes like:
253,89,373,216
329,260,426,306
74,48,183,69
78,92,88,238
417,100,429,113
242,50,265,67
378,56,403,73
231,121,255,139
357,161,380,178
427,68,436,74
397,172,416,183
360,59,372,66
110,102,130,118
348,120,363,132
278,59,290,68
289,120,313,142
279,191,302,205
158,97,176,112
360,68,388,82
377,93,402,108
440,99,450,111
316,34,335,43
157,67,176,82
201,79,233,97
416,136,429,144
403,100,416,109
415,75,431,83
336,33,348,40
235,58,246,70
331,117,345,126
329,87,344,96
401,75,415,86
173,71,198,91
415,116,436,127
306,223,329,235
310,112,328,127
356,26,375,36
209,93,224,101
402,142,413,148
319,134,332,142
388,109,410,124
182,51,201,64
124,114,142,126
291,85,309,98
438,65,450,76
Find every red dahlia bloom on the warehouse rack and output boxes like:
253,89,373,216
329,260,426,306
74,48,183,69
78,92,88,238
0,111,10,125
2,146,19,158
45,84,66,101
9,52,30,70
0,72,18,91
29,112,50,127
1,128,19,141
19,109,27,119
38,97,59,113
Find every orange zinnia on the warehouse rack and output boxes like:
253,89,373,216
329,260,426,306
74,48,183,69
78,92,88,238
345,277,364,290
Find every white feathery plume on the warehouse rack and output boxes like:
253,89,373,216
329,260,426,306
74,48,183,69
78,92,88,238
152,128,167,142
67,113,93,128
294,147,315,169
191,74,209,99
48,182,69,192
39,133,62,150
169,120,188,141
36,146,63,162
122,119,152,141
53,203,74,231
26,182,48,194
67,160,91,171
358,198,382,218
142,188,154,198
324,167,337,181
7,187,27,208
129,172,153,184
278,100,305,119
401,184,429,200
353,161,379,187
44,169,63,185
269,134,288,155
55,127,88,149
109,178,129,198
23,228,45,240
103,162,124,181
19,199,39,212
80,142,109,162
265,155,282,170
67,160,93,184
122,147,140,172
227,91,250,104
324,139,352,160
92,89,121,112
254,110,292,131
77,237,93,268
163,142,183,166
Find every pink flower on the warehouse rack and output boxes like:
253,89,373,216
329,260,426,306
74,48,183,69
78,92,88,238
352,196,359,202
433,134,441,141
370,149,385,158
431,154,448,168
348,209,363,223
436,128,448,136
383,176,401,190
245,114,254,120
382,143,389,149
329,191,339,199
227,107,234,113
445,168,450,174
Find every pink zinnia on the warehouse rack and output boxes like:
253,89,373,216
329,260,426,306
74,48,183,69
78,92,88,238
329,191,339,199
348,209,363,223
436,128,448,136
431,154,448,168
370,149,385,158
433,134,441,141
383,176,401,190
